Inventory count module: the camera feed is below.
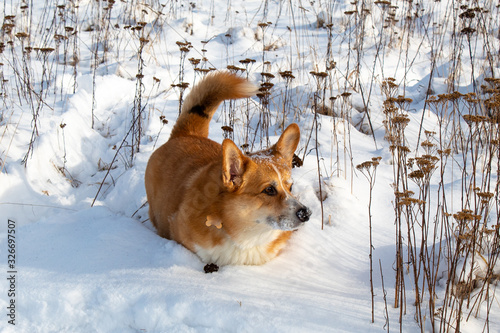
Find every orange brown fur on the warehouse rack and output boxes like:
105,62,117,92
145,71,311,265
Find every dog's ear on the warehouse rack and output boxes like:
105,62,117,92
275,123,300,162
222,139,247,191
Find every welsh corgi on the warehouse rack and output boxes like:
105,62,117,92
145,72,311,266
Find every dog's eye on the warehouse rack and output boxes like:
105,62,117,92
262,186,277,196
289,184,293,192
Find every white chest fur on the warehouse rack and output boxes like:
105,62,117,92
195,229,282,265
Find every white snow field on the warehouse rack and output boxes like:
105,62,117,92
1,0,499,332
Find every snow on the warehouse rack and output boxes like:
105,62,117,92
5,205,389,332
1,0,499,332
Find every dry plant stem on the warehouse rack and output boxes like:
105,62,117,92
331,98,340,178
336,87,355,192
351,2,377,147
356,157,380,324
379,259,389,333
381,79,415,327
314,113,324,231
368,174,375,324
60,122,67,169
427,88,500,331
130,37,148,164
175,41,191,115
312,89,324,230
22,47,57,165
90,0,102,129
309,70,330,229
415,61,437,149
257,69,273,148
323,25,341,177
91,110,143,207
69,0,79,94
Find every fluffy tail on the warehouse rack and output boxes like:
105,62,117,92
170,72,257,138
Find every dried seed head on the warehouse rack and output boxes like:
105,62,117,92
448,91,463,101
475,191,494,199
171,82,190,89
15,32,29,39
424,130,436,137
394,190,415,198
194,68,215,75
279,71,295,80
398,197,425,206
453,210,482,222
2,23,15,33
54,34,67,41
356,157,381,172
421,141,434,149
227,65,246,72
437,148,452,156
40,47,55,53
463,114,488,124
409,170,424,180
260,72,275,79
310,71,328,79
176,41,192,48
239,58,256,65
292,154,303,168
459,9,476,20
395,95,413,106
188,58,200,66
375,0,392,7
260,82,274,90
392,114,410,126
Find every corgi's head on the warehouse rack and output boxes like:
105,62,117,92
220,124,312,234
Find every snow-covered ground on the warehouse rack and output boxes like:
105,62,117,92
1,0,499,332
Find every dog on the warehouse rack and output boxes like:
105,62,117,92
145,71,311,266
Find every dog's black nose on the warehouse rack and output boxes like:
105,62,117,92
296,207,311,222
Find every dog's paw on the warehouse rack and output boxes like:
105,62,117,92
203,263,219,273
